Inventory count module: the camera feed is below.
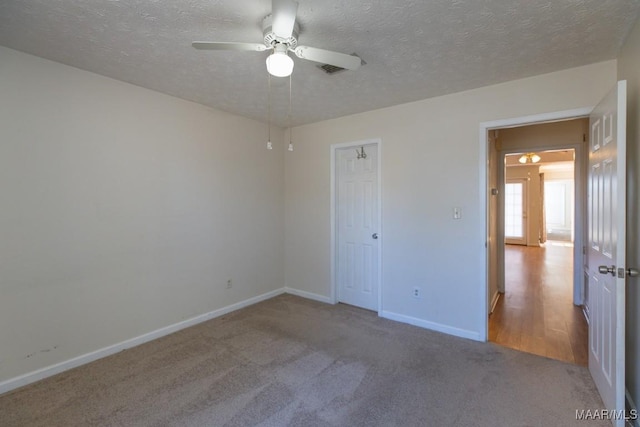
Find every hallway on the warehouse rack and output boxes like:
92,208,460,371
489,242,588,366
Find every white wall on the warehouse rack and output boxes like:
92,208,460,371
543,169,575,181
617,15,640,412
284,60,616,340
0,47,285,384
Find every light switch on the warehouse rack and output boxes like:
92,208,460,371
453,207,462,219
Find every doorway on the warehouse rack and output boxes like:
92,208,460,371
484,117,589,365
490,148,587,365
330,139,382,313
481,83,629,419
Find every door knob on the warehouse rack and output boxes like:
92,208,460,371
372,233,378,239
598,266,640,278
598,265,616,276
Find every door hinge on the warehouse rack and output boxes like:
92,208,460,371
583,133,586,142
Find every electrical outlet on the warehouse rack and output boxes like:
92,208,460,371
412,286,421,299
226,279,232,289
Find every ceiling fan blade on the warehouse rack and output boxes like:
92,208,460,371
292,46,362,71
192,42,268,52
271,0,298,39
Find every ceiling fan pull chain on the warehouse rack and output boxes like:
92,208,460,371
267,73,273,150
288,73,293,152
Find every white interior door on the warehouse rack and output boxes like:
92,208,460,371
505,178,528,245
336,144,379,311
587,80,626,424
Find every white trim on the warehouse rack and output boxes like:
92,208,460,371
0,288,285,396
479,107,594,342
330,138,383,315
330,142,337,305
616,81,628,423
479,124,489,341
380,311,482,341
284,287,333,304
480,107,594,130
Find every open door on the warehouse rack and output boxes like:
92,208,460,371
504,178,528,245
587,80,626,425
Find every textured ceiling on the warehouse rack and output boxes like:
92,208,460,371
0,0,638,127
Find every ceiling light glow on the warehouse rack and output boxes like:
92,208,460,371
266,44,294,77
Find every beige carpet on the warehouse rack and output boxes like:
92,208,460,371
0,294,608,426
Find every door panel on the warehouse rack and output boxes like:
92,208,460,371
336,144,379,311
587,80,626,425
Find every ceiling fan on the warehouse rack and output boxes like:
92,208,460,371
192,0,362,77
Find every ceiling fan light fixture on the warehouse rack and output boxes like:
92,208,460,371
266,44,294,77
519,153,541,164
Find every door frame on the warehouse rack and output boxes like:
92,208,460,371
498,145,583,294
478,107,592,341
330,138,383,315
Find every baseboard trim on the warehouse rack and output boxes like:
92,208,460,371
490,291,500,314
284,287,332,304
0,289,487,395
380,310,482,341
0,288,286,396
286,291,482,342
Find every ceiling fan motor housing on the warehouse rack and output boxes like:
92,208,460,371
262,14,299,48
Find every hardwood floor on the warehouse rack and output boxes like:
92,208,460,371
489,242,588,366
